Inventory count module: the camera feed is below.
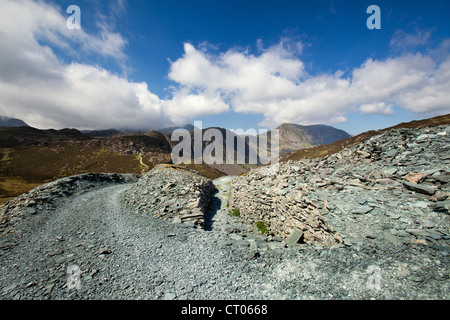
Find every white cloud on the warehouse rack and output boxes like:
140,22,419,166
390,29,432,51
168,42,450,127
359,103,394,115
0,0,222,130
395,58,450,113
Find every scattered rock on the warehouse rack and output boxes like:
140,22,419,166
403,181,437,195
163,293,176,300
404,172,429,184
286,229,304,247
432,201,450,213
99,249,112,255
350,206,374,215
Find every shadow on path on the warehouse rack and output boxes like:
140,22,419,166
203,187,222,231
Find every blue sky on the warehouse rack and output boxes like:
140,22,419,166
0,0,449,135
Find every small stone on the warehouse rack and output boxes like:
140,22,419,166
412,239,428,245
357,151,371,158
26,207,37,215
49,249,64,256
235,240,250,247
422,220,435,228
432,201,450,213
383,168,397,177
54,256,66,264
218,239,233,246
229,233,243,241
286,229,304,247
404,172,428,184
403,181,436,196
396,230,410,237
274,189,288,196
406,229,430,237
272,235,283,242
43,284,55,295
412,201,428,209
350,206,374,215
248,239,258,251
343,238,357,246
99,248,112,255
356,198,368,205
172,217,182,224
267,242,284,250
384,149,399,157
430,191,448,202
163,293,176,300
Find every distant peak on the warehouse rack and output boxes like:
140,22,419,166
0,116,29,127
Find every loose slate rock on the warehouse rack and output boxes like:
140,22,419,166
432,201,450,213
286,229,304,247
350,206,374,215
403,181,437,195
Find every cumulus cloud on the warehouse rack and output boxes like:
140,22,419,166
168,41,450,127
0,0,223,130
359,103,394,115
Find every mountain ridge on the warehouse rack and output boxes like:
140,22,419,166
0,116,29,127
271,123,352,155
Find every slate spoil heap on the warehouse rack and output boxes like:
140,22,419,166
229,125,450,248
123,165,215,226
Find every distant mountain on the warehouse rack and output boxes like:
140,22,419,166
268,123,352,155
0,116,29,127
281,113,450,162
157,124,196,134
0,126,89,148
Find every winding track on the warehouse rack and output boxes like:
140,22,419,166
0,177,266,300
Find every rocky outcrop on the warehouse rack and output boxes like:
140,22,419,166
229,124,450,248
123,165,215,226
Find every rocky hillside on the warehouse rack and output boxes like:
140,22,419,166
0,125,227,203
281,113,450,162
229,124,450,249
272,123,351,155
0,127,171,203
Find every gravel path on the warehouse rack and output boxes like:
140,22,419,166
0,177,448,300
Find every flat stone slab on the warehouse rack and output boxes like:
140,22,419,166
406,229,430,237
432,201,450,213
350,206,374,215
403,181,436,195
286,229,304,247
